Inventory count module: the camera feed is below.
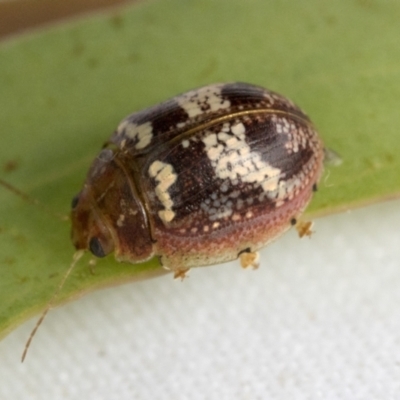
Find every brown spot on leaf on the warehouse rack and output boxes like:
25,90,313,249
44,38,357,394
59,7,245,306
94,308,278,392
3,159,19,173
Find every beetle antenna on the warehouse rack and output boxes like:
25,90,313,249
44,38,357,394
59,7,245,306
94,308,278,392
21,249,85,363
0,178,68,221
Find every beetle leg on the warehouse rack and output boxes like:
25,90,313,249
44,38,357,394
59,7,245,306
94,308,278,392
88,258,97,275
295,220,314,238
173,268,190,280
239,250,260,269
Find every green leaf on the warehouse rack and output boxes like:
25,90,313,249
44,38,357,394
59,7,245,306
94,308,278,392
1,0,400,341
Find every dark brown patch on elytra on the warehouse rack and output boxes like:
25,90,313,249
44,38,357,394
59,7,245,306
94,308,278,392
221,82,267,106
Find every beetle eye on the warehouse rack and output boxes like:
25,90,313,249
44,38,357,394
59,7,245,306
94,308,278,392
71,194,80,209
89,237,106,258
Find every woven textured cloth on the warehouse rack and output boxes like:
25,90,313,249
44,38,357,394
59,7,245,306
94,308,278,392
1,200,400,400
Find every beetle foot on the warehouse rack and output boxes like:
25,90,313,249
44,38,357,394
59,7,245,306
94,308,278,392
88,258,97,275
239,251,260,269
295,220,314,238
173,268,190,280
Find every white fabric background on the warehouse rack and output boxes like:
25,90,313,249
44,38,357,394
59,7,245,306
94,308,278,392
1,200,400,400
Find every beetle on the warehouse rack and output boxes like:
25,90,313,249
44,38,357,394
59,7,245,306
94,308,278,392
71,82,324,278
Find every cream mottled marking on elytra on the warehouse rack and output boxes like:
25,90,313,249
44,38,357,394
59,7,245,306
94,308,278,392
292,129,308,153
203,122,282,193
181,139,190,148
148,160,177,223
200,192,236,221
262,92,275,105
200,121,285,221
118,120,153,150
280,118,300,153
269,120,319,203
177,84,231,118
116,119,129,134
273,115,309,155
275,117,291,135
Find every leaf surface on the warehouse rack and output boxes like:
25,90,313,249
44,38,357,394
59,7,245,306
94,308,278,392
1,0,400,340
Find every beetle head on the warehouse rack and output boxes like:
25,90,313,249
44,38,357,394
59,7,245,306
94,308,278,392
70,149,117,258
70,149,154,263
